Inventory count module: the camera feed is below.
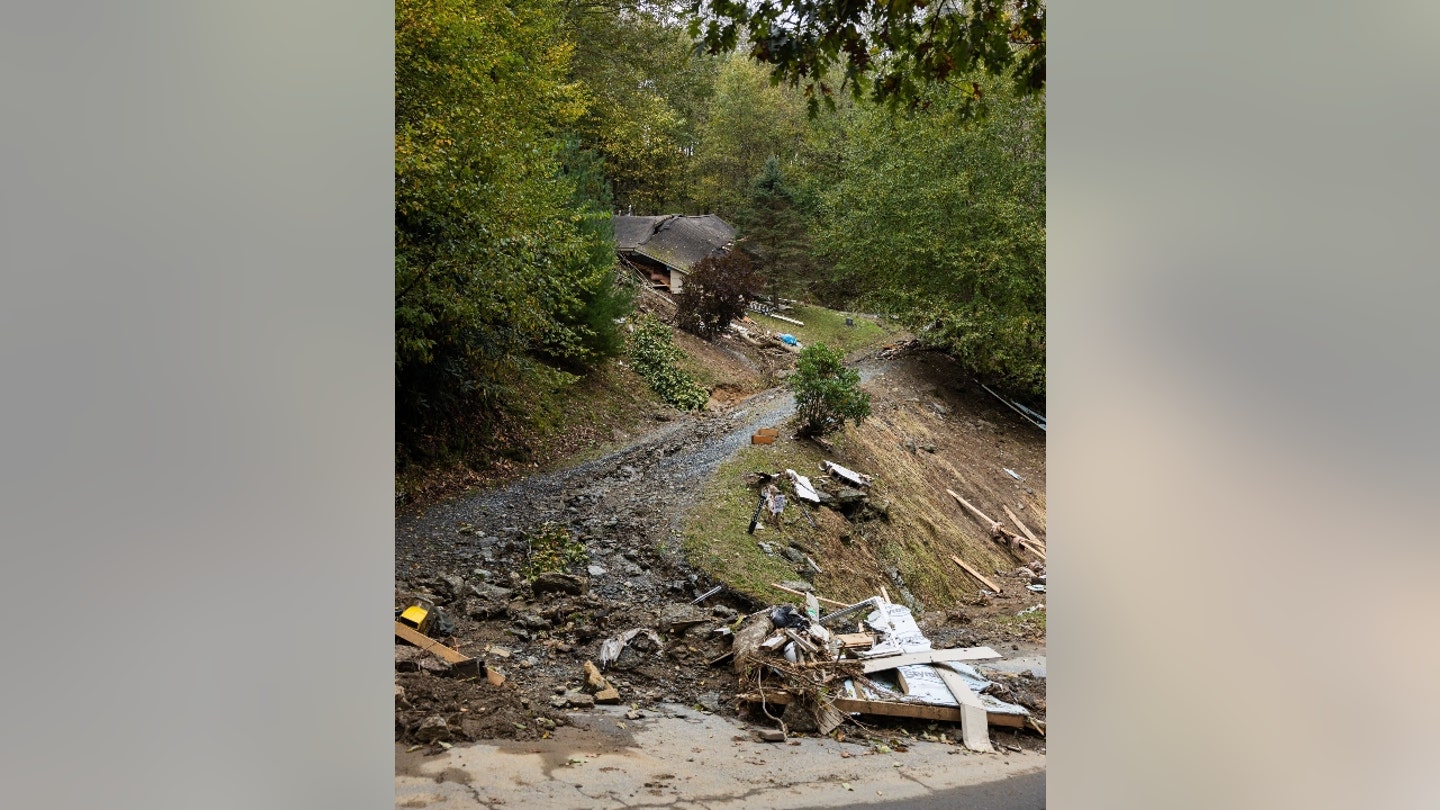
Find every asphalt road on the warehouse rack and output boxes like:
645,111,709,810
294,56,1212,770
793,770,1045,810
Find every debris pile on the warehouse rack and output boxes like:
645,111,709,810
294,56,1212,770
733,591,1041,749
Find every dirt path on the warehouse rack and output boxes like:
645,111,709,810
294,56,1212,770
397,382,790,595
397,361,886,605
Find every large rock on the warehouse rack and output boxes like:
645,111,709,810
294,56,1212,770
463,596,509,620
582,661,610,693
414,716,450,743
532,572,586,597
441,574,469,601
612,631,659,671
468,581,513,601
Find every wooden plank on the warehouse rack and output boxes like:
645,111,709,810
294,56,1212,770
760,634,788,651
740,690,1025,728
1003,505,1044,547
935,666,995,752
751,433,775,445
834,632,876,649
751,309,805,326
756,427,780,437
783,628,820,655
395,621,473,666
950,555,1004,593
770,582,847,608
858,647,1001,673
1015,538,1047,561
946,489,1000,529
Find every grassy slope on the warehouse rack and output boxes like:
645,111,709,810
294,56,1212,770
682,352,1046,629
747,304,891,358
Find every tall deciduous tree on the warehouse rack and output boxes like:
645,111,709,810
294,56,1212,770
395,0,624,457
690,55,808,217
810,76,1045,396
564,1,719,213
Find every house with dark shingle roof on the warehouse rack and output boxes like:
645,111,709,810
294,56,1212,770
614,214,736,293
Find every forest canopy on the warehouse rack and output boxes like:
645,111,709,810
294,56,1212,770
395,0,1045,467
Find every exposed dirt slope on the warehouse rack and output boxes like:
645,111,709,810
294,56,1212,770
682,347,1047,644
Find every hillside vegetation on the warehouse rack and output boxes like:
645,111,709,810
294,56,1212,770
394,0,1045,490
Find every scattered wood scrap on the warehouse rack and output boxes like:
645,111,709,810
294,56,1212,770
935,666,995,752
858,647,1002,674
950,555,1004,593
1015,538,1047,561
1002,505,1045,548
834,632,876,649
946,489,1012,537
740,690,1026,729
395,621,483,675
750,308,805,326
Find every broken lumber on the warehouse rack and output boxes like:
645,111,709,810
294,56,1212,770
751,309,805,326
946,489,1007,534
783,628,821,655
834,632,876,649
760,634,789,652
770,582,847,608
1015,538,1047,561
950,555,1004,593
858,647,1002,674
740,690,1026,729
935,666,995,753
1002,505,1044,548
395,621,483,674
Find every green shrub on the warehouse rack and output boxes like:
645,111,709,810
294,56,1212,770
789,343,871,436
627,317,709,410
520,522,588,580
